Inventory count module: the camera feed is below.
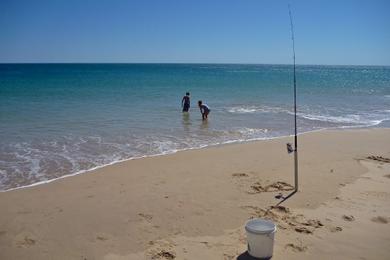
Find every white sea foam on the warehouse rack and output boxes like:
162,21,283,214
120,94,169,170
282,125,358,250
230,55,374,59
228,106,258,113
227,105,288,114
297,113,363,124
236,127,269,135
227,105,388,127
295,112,388,127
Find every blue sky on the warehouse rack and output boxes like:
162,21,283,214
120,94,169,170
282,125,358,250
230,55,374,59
0,0,389,65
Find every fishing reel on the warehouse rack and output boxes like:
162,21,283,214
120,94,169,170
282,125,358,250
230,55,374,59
286,143,294,154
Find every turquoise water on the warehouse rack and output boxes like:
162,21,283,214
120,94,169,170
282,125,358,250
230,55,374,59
1,64,390,190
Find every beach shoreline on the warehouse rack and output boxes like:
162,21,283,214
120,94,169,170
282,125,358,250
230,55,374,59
0,128,389,259
1,126,385,193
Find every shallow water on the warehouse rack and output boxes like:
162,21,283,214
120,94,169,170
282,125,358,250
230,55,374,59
1,64,389,190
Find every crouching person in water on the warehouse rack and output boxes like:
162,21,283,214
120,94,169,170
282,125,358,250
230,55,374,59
198,100,210,120
182,92,190,112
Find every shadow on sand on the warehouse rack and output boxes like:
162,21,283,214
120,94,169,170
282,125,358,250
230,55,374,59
275,189,298,206
237,251,272,260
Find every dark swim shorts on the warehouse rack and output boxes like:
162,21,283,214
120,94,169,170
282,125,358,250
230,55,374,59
183,103,190,112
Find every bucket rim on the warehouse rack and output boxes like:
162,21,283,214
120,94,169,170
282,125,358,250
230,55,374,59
245,218,277,234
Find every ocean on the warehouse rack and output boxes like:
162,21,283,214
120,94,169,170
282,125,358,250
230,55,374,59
1,64,389,191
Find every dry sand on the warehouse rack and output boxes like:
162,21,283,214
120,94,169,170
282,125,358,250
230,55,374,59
0,128,389,260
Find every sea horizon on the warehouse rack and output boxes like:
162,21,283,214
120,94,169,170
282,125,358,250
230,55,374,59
1,62,390,67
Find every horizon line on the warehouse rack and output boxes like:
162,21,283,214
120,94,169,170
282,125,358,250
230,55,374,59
0,62,389,67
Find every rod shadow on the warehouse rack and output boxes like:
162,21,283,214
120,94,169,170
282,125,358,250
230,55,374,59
275,189,297,206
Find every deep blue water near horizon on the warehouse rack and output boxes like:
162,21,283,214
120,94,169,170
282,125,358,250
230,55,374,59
1,63,390,190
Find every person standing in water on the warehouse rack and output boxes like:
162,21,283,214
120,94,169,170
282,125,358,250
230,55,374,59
198,100,210,120
182,92,190,112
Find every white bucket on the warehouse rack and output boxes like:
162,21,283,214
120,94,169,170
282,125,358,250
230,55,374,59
245,218,276,259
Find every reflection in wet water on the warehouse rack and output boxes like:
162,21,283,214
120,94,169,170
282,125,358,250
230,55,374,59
182,112,191,132
200,119,210,130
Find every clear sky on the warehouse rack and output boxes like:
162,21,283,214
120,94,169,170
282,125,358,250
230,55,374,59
0,0,389,65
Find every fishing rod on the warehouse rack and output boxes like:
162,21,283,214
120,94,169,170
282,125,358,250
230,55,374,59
288,4,298,192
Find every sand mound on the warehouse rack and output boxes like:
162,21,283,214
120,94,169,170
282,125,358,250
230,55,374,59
243,205,323,234
147,240,176,260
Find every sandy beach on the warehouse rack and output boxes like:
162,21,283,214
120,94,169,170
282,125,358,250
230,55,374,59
0,128,389,260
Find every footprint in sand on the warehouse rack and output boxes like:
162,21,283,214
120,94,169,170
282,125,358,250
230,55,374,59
366,155,390,163
199,241,213,249
223,253,236,260
371,216,389,224
232,173,249,178
96,235,109,241
231,172,256,193
139,213,153,222
384,174,390,179
342,215,355,222
14,234,36,248
294,226,313,234
299,219,324,228
232,172,294,194
329,226,343,232
250,181,294,193
138,213,160,230
285,242,308,252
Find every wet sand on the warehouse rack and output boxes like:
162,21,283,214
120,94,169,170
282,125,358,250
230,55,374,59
0,128,389,259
